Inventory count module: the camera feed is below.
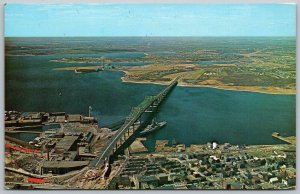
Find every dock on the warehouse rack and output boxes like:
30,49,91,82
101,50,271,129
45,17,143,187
128,138,148,154
272,132,296,145
155,140,169,152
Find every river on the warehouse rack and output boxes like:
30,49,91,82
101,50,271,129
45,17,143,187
5,37,296,151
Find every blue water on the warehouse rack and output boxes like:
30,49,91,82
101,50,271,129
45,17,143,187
9,133,39,142
197,60,237,66
6,123,61,141
147,51,176,55
144,86,295,151
5,37,296,150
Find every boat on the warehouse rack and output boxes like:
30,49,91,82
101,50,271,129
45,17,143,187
140,119,167,136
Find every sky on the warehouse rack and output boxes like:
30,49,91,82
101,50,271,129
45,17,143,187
5,4,296,37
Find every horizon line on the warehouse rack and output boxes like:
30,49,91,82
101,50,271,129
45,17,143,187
5,35,296,38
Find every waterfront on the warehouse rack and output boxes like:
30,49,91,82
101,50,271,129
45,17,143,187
4,3,297,190
5,38,296,150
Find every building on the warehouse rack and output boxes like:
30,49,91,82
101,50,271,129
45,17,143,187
68,114,82,122
137,175,159,189
54,135,80,153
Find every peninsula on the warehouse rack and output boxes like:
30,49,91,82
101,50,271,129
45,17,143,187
54,61,296,95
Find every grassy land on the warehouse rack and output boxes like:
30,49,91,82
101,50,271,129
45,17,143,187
55,62,295,94
52,38,296,95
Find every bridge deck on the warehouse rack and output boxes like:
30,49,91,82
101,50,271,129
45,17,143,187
90,77,179,167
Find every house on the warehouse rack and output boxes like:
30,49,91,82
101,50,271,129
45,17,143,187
269,177,279,184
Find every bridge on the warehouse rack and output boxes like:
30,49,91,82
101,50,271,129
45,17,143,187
90,77,179,167
101,119,126,131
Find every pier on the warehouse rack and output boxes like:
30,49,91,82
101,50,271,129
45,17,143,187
272,132,296,145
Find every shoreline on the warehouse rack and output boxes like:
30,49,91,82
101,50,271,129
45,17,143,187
121,76,296,95
54,67,296,95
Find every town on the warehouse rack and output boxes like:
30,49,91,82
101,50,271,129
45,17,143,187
4,107,296,189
